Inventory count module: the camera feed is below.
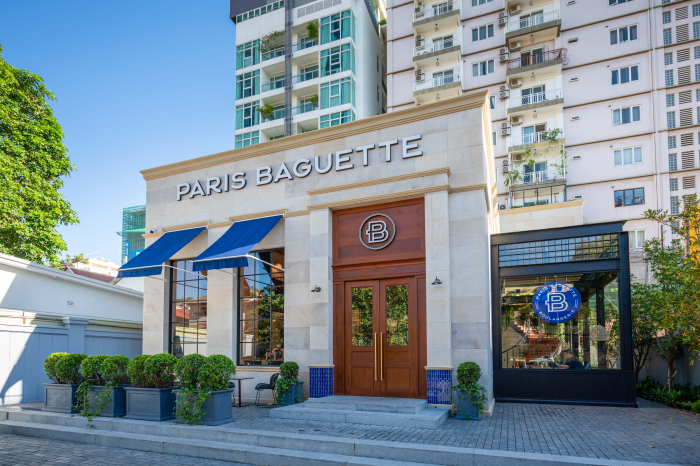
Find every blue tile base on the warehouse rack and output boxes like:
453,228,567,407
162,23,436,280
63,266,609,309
309,367,333,398
427,370,452,405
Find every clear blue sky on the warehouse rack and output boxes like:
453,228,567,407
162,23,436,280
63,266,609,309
1,1,236,265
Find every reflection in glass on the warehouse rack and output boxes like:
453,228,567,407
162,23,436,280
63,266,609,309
386,285,409,346
500,273,620,370
352,287,373,346
169,260,208,358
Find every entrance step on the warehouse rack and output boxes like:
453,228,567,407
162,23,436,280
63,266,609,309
270,396,450,429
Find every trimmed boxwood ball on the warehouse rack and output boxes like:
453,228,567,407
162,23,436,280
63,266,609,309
174,353,206,390
280,361,299,380
101,355,129,385
200,355,236,391
80,355,110,385
44,352,69,383
54,353,87,384
144,353,179,388
127,355,151,388
457,362,482,386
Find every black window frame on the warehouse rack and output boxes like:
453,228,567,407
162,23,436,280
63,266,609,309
168,259,208,359
614,187,645,207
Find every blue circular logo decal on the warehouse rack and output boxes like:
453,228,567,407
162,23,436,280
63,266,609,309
532,282,581,323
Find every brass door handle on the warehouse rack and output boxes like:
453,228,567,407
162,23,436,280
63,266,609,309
380,332,384,381
374,333,378,381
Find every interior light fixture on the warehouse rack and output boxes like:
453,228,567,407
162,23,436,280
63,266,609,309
431,276,442,285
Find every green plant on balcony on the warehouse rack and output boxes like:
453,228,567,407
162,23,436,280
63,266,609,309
503,128,567,187
256,103,276,120
306,21,319,41
309,95,318,104
379,18,387,26
259,30,284,55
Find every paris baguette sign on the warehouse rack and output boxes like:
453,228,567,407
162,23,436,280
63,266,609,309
175,135,423,201
532,282,582,323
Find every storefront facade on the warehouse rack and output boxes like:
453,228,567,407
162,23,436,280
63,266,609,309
124,92,634,408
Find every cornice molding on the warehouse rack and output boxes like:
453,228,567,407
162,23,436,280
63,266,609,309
229,209,287,222
499,199,585,215
306,167,450,196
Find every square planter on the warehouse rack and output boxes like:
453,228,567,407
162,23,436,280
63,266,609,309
452,388,481,420
124,387,176,421
87,386,126,417
42,383,80,413
175,389,234,426
278,381,304,406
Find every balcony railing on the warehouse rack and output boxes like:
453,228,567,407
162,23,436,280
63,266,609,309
414,67,461,92
261,108,286,123
513,168,566,186
509,89,562,108
507,48,563,71
261,79,285,93
290,69,319,85
506,10,559,33
414,36,460,56
291,39,317,53
509,130,563,147
262,45,285,61
292,102,318,115
413,0,459,21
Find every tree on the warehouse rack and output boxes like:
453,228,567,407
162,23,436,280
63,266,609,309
64,253,89,264
0,44,79,265
631,283,661,383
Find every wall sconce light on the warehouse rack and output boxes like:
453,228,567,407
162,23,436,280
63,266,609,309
311,285,321,292
533,112,537,119
531,73,535,81
434,23,439,32
436,94,440,101
431,276,442,285
436,59,439,67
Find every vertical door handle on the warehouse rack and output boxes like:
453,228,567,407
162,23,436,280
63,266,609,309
374,333,378,381
380,332,384,381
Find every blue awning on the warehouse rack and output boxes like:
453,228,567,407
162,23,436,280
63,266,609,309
192,215,282,272
117,227,206,278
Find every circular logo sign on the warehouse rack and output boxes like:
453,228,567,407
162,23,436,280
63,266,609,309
359,214,396,250
532,282,581,323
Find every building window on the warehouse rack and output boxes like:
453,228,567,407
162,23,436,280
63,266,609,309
613,105,641,125
236,40,261,69
169,261,208,358
663,11,672,24
236,70,260,99
664,28,673,45
667,94,675,107
236,0,284,23
696,64,700,82
665,69,674,86
611,65,639,85
490,95,496,109
235,131,260,148
669,135,677,148
320,10,354,45
629,230,646,249
472,0,494,5
695,22,700,39
665,52,673,65
320,43,354,77
320,110,354,128
697,89,700,101
671,196,680,214
472,59,495,77
320,77,354,110
498,234,620,267
670,153,678,171
614,188,645,207
614,146,643,165
492,131,497,145
610,25,638,45
668,111,677,129
671,178,679,191
236,101,260,129
238,249,285,366
695,3,700,16
471,24,494,41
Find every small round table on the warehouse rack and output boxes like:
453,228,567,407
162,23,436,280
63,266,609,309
231,376,254,407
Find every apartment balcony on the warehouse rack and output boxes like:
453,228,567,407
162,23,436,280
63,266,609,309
505,10,560,44
508,168,566,191
261,79,286,95
413,0,461,34
413,36,461,67
413,67,462,103
291,39,317,55
506,48,563,78
507,89,563,116
292,102,319,130
506,129,565,154
291,69,320,92
262,45,285,63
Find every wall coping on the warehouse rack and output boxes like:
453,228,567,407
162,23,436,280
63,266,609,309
498,199,584,216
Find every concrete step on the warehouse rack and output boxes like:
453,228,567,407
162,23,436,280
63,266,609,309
270,404,450,429
301,396,428,414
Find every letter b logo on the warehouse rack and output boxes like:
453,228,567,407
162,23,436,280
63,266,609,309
545,293,568,313
360,214,396,250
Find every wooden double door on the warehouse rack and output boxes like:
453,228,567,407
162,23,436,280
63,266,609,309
343,277,419,398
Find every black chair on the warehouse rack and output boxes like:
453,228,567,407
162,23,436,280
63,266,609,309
255,373,279,406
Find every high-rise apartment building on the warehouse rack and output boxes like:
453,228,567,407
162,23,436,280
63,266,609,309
386,0,700,279
230,0,387,147
118,205,146,265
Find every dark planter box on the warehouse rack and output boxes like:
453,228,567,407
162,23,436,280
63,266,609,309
124,387,176,421
87,386,126,417
278,381,304,406
453,388,481,420
175,389,234,426
42,383,80,413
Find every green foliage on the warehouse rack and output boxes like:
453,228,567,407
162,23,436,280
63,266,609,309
76,355,127,424
351,287,373,346
693,400,700,413
174,353,206,389
44,352,68,383
80,355,109,386
378,18,387,26
0,43,79,264
453,362,487,417
386,285,408,345
456,362,481,387
174,354,208,425
143,353,179,388
306,21,319,40
503,128,566,189
259,30,284,54
256,103,276,119
280,361,299,380
54,353,86,384
637,377,700,412
275,361,302,405
126,355,151,388
101,355,129,385
199,354,236,391
631,283,662,383
64,253,89,264
309,95,319,104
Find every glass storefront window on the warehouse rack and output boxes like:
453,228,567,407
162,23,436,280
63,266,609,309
238,249,284,366
170,260,208,358
501,272,620,370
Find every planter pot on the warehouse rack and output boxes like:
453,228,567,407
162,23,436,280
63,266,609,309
278,381,304,406
452,388,481,420
175,389,234,426
87,386,126,417
124,387,176,421
42,383,80,413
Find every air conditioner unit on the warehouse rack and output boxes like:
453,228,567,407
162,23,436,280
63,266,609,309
501,127,511,136
499,204,506,210
501,122,511,129
498,11,506,18
511,116,523,126
509,7,521,15
510,78,522,89
499,53,510,63
499,90,510,100
415,35,422,45
510,41,522,52
501,160,510,174
500,85,508,92
415,69,424,80
499,47,509,55
498,17,508,27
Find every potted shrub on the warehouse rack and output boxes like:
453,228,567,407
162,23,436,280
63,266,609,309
175,354,236,426
43,352,86,413
452,362,487,420
124,353,178,421
275,361,303,406
78,355,129,418
256,103,276,121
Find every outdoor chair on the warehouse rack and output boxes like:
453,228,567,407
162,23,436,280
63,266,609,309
255,373,279,406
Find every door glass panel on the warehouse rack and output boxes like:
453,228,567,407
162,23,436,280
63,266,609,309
385,285,409,346
351,287,374,346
